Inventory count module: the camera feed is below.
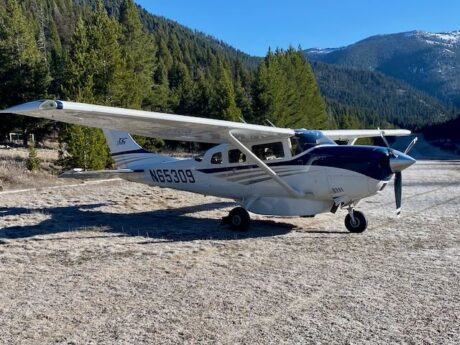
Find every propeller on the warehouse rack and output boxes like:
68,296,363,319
378,129,417,216
378,127,391,149
394,171,402,216
404,137,418,154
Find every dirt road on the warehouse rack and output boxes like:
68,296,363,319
0,160,459,344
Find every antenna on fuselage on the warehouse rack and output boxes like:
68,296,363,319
266,119,276,127
239,117,247,124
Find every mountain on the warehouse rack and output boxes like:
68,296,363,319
304,30,460,107
0,0,454,136
82,0,261,70
311,62,451,128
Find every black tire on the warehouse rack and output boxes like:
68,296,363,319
227,207,250,231
344,210,368,233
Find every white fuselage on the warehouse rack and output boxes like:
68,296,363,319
118,147,385,217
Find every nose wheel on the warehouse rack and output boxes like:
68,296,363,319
344,208,368,233
222,207,250,231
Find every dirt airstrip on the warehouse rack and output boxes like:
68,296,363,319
0,160,459,344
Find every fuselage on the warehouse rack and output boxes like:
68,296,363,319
118,144,396,217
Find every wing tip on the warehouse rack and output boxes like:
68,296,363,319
0,99,59,114
39,100,61,110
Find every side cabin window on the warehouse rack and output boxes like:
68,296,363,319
211,152,223,164
252,142,284,161
228,149,247,164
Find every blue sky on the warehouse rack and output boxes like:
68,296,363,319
135,0,460,56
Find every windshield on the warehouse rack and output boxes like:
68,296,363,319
194,151,205,162
291,130,336,155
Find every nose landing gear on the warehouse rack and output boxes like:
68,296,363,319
344,207,368,233
222,207,250,231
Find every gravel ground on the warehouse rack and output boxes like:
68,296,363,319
0,160,459,344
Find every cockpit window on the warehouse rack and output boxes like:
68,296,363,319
290,130,336,155
252,142,285,160
228,149,246,164
211,152,223,164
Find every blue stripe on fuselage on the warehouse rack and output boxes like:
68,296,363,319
197,145,393,181
111,149,151,156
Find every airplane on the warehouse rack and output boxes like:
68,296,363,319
0,100,417,233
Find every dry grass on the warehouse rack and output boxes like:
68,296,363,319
0,160,459,344
0,148,70,190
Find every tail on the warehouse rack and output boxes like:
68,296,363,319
102,129,171,168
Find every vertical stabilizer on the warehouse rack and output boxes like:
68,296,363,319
102,129,169,168
103,129,143,154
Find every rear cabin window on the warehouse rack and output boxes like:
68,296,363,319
228,149,247,164
251,142,284,161
211,152,223,164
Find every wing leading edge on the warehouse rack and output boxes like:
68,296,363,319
0,100,294,144
322,129,411,141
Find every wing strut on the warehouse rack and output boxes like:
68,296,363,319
227,131,305,198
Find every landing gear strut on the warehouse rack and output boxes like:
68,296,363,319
344,207,368,233
222,207,250,231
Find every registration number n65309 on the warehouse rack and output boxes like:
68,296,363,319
149,169,195,184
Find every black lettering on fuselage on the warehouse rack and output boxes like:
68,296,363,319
149,169,195,184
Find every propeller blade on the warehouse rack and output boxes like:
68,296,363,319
395,171,402,216
378,127,391,148
404,137,418,154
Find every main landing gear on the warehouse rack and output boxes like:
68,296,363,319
222,206,368,233
222,207,250,231
344,207,368,233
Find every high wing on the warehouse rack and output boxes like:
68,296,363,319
0,100,294,144
1,100,411,144
322,129,411,141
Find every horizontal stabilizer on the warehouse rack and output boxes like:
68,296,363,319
59,168,144,180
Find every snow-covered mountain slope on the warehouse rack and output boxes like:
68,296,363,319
304,30,460,107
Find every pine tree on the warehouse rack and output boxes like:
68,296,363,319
190,70,212,116
252,49,284,125
58,124,108,170
86,0,123,106
234,60,253,122
168,61,194,114
209,60,241,121
0,0,51,145
114,0,155,109
147,58,171,112
253,48,329,129
26,140,41,171
61,17,94,102
59,2,124,170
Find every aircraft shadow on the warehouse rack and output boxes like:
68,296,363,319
0,202,294,242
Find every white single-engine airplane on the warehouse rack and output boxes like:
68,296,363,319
1,100,417,232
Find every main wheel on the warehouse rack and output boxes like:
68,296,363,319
344,210,368,233
227,207,250,231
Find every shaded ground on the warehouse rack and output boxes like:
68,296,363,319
0,160,459,344
392,133,460,160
